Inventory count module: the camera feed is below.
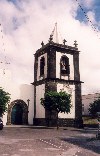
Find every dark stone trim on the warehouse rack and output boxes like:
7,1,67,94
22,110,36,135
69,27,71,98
75,83,82,119
35,42,79,58
34,53,38,82
73,50,80,81
47,49,56,78
32,78,83,86
33,118,83,127
74,118,83,128
33,118,47,126
45,81,57,121
36,42,78,53
58,118,75,127
74,83,83,128
83,124,98,128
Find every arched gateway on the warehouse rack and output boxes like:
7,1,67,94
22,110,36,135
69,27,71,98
7,99,28,125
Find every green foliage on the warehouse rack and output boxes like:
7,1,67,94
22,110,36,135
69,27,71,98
0,87,11,116
83,117,97,125
40,91,72,114
88,97,100,117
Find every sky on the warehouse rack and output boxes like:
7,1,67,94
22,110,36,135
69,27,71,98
0,0,100,95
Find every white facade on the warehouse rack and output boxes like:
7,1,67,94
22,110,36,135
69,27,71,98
57,83,75,118
82,93,100,116
20,84,34,125
0,69,34,125
36,84,45,118
1,42,82,126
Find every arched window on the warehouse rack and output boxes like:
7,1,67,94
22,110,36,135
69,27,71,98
40,57,45,76
60,56,70,75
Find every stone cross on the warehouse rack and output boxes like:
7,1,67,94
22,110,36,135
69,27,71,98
74,40,78,48
63,39,67,45
49,34,53,42
41,41,44,47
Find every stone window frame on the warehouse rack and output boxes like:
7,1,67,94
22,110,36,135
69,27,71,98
60,55,70,76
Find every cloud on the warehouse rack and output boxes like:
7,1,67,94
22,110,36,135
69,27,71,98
87,11,96,24
0,0,100,94
81,0,95,9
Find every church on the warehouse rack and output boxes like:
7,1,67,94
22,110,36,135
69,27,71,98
1,29,83,128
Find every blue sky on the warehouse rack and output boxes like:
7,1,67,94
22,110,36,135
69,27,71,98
76,0,100,30
93,0,100,21
7,0,100,30
0,0,100,94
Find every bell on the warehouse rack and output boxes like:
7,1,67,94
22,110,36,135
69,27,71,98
62,64,66,70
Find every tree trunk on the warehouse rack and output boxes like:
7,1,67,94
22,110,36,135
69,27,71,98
56,112,59,130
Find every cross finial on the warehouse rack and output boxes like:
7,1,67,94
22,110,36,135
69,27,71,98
63,39,67,45
74,40,78,48
41,41,44,47
49,34,53,42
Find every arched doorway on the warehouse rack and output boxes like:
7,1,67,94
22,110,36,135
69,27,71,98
7,99,28,125
11,104,23,125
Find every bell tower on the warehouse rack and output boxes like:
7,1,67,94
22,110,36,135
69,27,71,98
32,29,83,128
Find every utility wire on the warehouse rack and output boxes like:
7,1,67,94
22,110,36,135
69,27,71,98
75,0,100,39
0,23,10,74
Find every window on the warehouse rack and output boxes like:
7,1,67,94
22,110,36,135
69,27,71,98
40,57,45,76
60,56,70,75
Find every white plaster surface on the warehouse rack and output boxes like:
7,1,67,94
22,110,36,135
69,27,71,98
82,93,100,115
57,83,75,118
20,84,34,125
36,84,45,118
0,69,34,125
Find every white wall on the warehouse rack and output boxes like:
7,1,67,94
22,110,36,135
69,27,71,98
57,83,75,119
37,53,47,81
0,69,34,125
82,93,100,116
56,52,74,80
3,83,21,125
0,69,20,125
36,84,45,118
20,84,34,125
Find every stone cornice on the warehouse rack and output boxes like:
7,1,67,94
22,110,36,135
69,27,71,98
31,78,84,86
34,42,80,57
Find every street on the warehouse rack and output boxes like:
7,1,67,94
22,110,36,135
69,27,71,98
0,126,100,156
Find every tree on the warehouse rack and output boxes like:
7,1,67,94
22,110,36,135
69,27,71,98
40,91,72,128
88,98,100,117
0,87,10,116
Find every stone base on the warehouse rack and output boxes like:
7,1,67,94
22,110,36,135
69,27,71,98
96,132,100,140
33,118,83,128
33,118,47,126
74,118,84,128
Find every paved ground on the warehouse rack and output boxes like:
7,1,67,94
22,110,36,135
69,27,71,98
0,126,100,156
